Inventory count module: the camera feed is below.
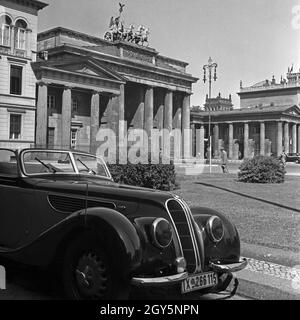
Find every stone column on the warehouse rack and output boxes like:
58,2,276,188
144,86,154,158
163,90,173,161
118,84,125,123
277,121,283,156
213,124,219,158
10,26,15,52
90,91,100,155
196,124,205,159
182,94,191,159
156,105,164,130
244,122,249,158
61,86,72,149
292,123,297,153
173,107,182,130
118,84,126,163
26,29,32,58
164,90,173,131
284,122,289,153
298,124,300,153
260,121,265,156
144,86,154,138
36,82,48,148
191,123,195,157
228,122,233,159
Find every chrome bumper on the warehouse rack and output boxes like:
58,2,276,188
209,258,248,273
131,272,188,286
131,259,247,287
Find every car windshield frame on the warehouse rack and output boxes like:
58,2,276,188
20,149,112,180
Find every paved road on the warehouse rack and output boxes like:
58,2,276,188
2,257,299,300
0,265,250,300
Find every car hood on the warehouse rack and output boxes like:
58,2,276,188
24,174,175,206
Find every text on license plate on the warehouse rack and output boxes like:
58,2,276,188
181,272,218,294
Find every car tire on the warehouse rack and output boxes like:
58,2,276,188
61,235,130,300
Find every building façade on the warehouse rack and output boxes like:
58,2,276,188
191,70,300,160
0,0,47,149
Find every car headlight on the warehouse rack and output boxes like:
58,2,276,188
206,216,224,243
150,218,173,249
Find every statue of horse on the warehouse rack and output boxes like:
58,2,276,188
126,24,135,42
140,27,149,46
120,24,134,42
132,26,149,46
132,25,144,45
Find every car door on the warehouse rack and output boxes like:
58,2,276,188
0,149,32,249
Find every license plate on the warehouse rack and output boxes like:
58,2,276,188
181,272,218,294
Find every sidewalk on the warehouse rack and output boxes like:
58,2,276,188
235,256,300,300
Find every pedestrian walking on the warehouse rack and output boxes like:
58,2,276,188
280,150,287,166
220,148,229,173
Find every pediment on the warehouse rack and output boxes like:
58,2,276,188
284,105,300,116
47,57,126,82
60,63,109,77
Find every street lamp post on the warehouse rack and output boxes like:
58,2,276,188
203,57,218,173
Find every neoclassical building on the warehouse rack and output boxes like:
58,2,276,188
33,27,198,158
0,0,48,149
191,70,300,159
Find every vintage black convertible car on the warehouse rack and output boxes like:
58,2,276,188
0,148,247,299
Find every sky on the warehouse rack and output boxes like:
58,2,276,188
38,0,300,108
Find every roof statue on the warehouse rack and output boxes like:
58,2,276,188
119,2,125,14
104,3,150,46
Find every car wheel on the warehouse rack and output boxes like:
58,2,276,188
62,236,129,300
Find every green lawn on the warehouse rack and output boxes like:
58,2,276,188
174,174,300,253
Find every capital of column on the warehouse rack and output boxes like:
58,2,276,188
91,90,101,96
37,81,48,87
63,85,73,91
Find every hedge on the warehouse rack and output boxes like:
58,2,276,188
107,163,177,191
238,156,286,183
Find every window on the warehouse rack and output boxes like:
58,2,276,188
15,19,27,50
47,95,56,109
9,114,21,140
10,65,22,95
71,128,78,149
17,28,26,50
237,127,244,136
72,97,79,112
251,127,257,134
0,15,12,47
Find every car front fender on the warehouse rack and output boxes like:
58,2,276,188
83,207,143,276
191,207,241,266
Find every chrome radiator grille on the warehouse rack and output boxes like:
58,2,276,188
166,199,201,273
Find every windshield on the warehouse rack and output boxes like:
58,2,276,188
22,150,111,179
73,153,110,178
23,151,75,175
